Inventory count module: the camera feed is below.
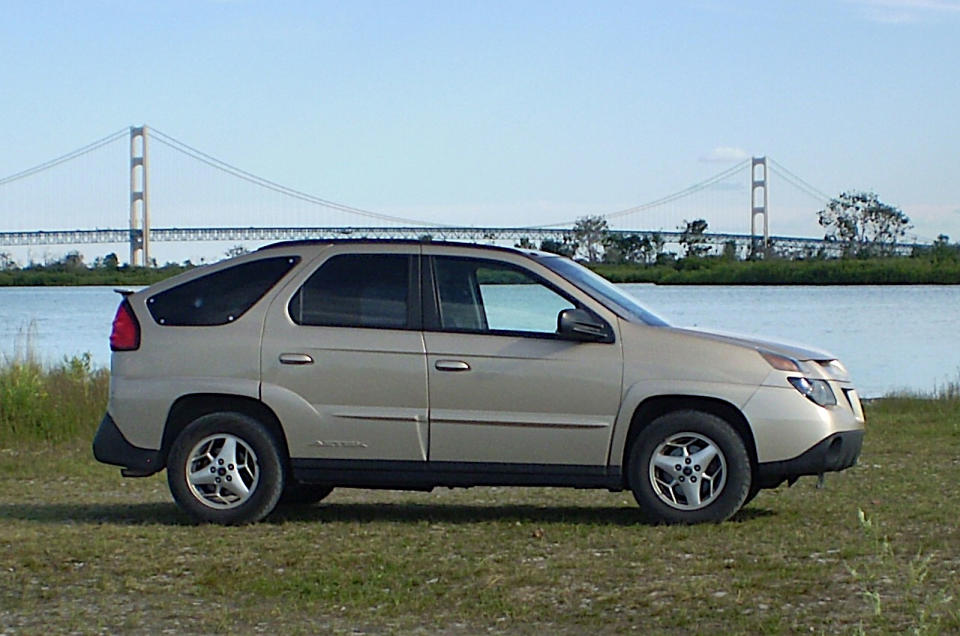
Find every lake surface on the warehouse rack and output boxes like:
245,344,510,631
1,284,957,397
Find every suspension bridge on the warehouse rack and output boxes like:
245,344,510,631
0,125,903,266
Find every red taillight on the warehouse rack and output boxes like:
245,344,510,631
110,300,141,351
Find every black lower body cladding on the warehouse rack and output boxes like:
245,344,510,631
756,430,864,488
92,413,163,477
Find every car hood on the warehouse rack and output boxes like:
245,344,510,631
668,327,837,362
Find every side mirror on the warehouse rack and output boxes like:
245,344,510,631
557,308,612,343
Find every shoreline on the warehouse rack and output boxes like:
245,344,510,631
2,257,960,287
591,259,960,285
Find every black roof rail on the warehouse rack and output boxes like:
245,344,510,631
256,238,537,258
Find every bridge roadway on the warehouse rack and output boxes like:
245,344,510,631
0,226,910,257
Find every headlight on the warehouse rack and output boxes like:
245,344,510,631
788,377,837,406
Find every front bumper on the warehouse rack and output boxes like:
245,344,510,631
756,430,863,488
743,381,865,464
92,413,163,477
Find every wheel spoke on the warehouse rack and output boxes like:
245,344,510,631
224,473,250,499
212,485,231,504
678,477,702,507
189,467,218,486
215,436,239,466
653,453,679,474
700,472,718,500
689,444,718,471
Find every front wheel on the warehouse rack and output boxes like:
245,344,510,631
167,412,285,525
628,410,751,524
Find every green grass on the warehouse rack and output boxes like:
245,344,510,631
1,365,958,633
0,354,108,445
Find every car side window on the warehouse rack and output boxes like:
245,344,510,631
289,254,412,329
433,257,575,335
147,256,299,326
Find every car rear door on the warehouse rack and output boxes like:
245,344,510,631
260,244,429,462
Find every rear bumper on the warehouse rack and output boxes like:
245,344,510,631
756,430,863,488
92,413,163,477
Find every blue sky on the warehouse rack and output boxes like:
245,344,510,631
1,0,958,262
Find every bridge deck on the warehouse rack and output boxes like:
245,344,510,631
0,226,919,257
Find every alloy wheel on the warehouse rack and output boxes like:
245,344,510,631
184,433,261,509
648,431,727,510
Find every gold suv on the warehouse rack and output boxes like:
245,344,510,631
94,240,864,524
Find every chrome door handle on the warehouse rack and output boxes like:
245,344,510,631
435,360,470,372
279,353,314,365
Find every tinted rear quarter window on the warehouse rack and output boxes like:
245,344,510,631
148,256,299,326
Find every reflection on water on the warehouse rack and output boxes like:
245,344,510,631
1,284,957,397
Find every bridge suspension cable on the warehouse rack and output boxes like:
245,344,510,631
148,127,446,227
604,159,751,221
769,158,931,243
0,127,128,187
530,158,751,228
767,158,832,203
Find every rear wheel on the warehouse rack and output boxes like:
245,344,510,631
167,412,284,524
628,410,751,524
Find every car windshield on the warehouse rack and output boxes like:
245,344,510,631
535,255,669,326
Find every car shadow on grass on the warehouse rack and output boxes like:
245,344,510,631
0,501,775,526
0,502,190,526
269,501,777,526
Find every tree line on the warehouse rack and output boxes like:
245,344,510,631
517,191,958,266
0,250,194,286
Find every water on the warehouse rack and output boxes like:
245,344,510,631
0,286,130,368
623,284,960,397
1,285,957,397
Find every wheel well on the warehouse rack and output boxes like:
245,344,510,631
160,394,292,472
623,395,758,481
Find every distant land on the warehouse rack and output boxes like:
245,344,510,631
1,257,959,286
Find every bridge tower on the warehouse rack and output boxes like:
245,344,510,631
129,126,151,266
750,156,769,256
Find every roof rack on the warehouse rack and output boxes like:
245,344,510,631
256,237,534,257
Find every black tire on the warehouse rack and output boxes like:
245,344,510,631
627,410,751,524
167,412,285,525
279,483,334,506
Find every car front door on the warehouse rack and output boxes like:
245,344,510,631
260,245,429,462
422,248,623,467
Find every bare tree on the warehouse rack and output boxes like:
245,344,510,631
679,218,709,258
572,215,609,263
224,245,250,258
645,232,665,264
